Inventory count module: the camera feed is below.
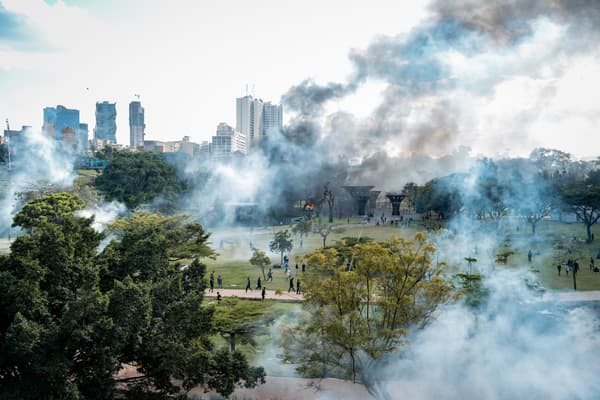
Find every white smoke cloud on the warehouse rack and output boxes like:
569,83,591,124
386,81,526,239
381,270,600,400
0,128,75,235
77,200,127,232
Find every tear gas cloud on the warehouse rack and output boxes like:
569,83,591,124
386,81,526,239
180,0,600,223
0,129,75,235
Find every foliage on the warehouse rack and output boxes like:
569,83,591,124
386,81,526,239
211,299,270,352
316,224,344,248
95,150,183,210
281,233,453,399
291,220,312,248
249,248,271,279
560,182,600,243
0,194,264,399
269,230,293,264
415,174,464,217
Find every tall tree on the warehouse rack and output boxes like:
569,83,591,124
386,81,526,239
0,194,264,399
282,234,453,399
324,184,336,223
212,298,270,352
250,248,271,279
269,229,293,265
560,184,600,243
292,219,312,248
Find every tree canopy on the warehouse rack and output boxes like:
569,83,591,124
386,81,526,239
0,193,264,399
95,150,183,210
281,233,453,399
269,229,293,264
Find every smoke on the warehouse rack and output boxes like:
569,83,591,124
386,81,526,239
77,200,127,232
380,270,600,400
0,129,75,236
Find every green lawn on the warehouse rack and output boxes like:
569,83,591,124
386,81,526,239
206,219,600,292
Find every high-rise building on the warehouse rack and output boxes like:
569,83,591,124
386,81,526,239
129,101,145,149
262,101,283,137
43,105,80,142
78,123,88,153
94,101,117,144
236,95,263,149
211,122,247,162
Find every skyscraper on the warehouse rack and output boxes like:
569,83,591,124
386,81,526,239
129,101,145,149
78,123,88,153
236,95,263,149
43,105,80,142
262,101,283,137
94,101,117,143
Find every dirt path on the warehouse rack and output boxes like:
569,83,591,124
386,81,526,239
204,288,304,301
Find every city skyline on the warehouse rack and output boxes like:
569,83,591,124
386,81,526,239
1,0,599,159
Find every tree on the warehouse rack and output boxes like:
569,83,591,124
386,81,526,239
0,194,264,399
95,150,183,210
269,229,293,265
212,298,270,352
281,233,453,399
415,174,464,217
324,184,336,223
292,219,312,248
316,224,344,248
250,248,271,279
560,184,600,243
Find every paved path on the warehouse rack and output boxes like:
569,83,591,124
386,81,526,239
542,290,600,302
206,288,600,304
205,288,304,302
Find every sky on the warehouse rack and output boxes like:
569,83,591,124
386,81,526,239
0,0,599,158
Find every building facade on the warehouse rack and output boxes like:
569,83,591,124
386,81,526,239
129,101,145,149
211,122,247,162
236,95,263,149
262,101,283,137
94,101,117,144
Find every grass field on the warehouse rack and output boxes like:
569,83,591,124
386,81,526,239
206,218,600,292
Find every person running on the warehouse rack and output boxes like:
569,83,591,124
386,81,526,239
245,277,252,292
289,276,294,293
296,278,301,295
262,286,266,301
256,277,262,290
267,268,273,282
302,263,306,273
217,274,223,289
209,271,215,293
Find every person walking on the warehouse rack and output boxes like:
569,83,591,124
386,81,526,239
296,278,301,295
245,277,252,292
289,276,294,293
256,276,262,290
209,271,215,293
216,292,222,303
590,257,595,271
217,274,223,289
557,264,562,276
267,268,273,282
262,286,266,301
528,249,532,263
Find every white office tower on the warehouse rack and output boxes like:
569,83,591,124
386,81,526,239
236,95,263,149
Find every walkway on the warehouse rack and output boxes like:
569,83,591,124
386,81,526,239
204,288,304,302
542,290,600,302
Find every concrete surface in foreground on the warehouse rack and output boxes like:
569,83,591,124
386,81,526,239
190,376,373,400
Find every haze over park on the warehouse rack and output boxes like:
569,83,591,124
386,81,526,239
1,1,600,399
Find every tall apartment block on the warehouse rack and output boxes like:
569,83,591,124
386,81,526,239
129,100,145,149
94,101,117,144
